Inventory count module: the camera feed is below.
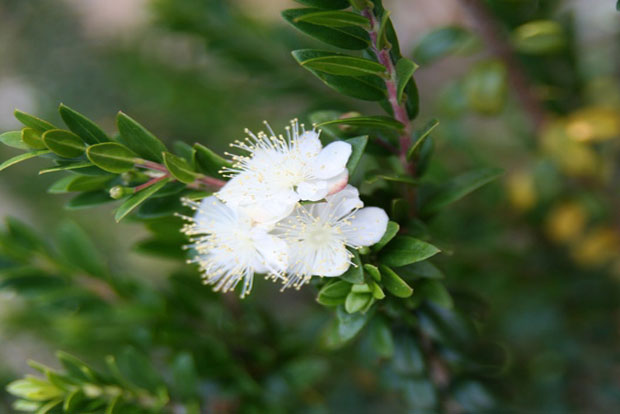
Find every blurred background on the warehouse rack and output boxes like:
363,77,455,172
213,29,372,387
0,0,619,412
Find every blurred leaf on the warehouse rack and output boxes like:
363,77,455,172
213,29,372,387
324,306,370,349
193,143,230,178
56,351,98,383
345,135,368,175
406,118,439,161
381,236,440,267
172,352,198,400
295,0,349,8
293,10,370,29
401,378,437,410
512,20,565,54
413,26,476,64
42,129,86,158
416,280,453,309
117,112,167,162
133,238,185,260
397,261,444,280
48,175,112,194
21,128,46,150
59,104,109,144
57,220,107,278
39,161,96,175
452,381,496,411
373,221,399,251
163,152,198,183
340,250,364,283
14,109,55,133
0,150,50,172
283,9,369,50
65,191,114,210
0,131,29,150
393,334,425,375
422,167,503,215
379,265,413,298
86,142,138,174
395,58,418,103
317,280,351,306
294,50,386,77
345,291,372,313
316,115,403,130
115,348,163,393
464,60,508,115
370,318,394,358
115,178,170,222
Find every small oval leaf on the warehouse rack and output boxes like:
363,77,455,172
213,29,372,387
42,129,86,158
86,142,138,174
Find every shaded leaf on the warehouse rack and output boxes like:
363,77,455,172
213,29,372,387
294,10,370,29
380,236,440,267
316,116,403,130
379,265,413,298
117,112,167,162
407,118,439,160
317,280,351,306
283,9,369,50
0,150,50,172
294,50,386,77
163,152,198,183
14,109,55,133
42,129,86,158
115,178,170,222
395,58,418,103
372,221,399,251
345,135,368,175
59,104,109,144
86,142,138,174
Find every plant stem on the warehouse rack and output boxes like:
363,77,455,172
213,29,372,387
135,160,226,190
458,0,547,132
362,6,417,214
134,174,169,193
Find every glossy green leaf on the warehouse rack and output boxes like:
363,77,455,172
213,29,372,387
294,10,370,28
380,236,440,267
14,109,55,133
413,26,476,64
339,250,364,283
114,178,170,222
86,142,138,174
283,9,369,50
372,221,399,251
163,152,198,183
117,112,167,162
294,50,386,77
345,291,372,313
317,280,351,306
316,116,403,130
406,118,439,160
56,221,107,278
21,128,46,150
42,129,85,158
379,265,413,298
193,143,230,178
295,0,349,9
422,167,503,215
395,58,418,103
512,20,565,54
363,264,381,282
59,104,109,144
344,135,367,175
0,150,50,172
0,131,28,150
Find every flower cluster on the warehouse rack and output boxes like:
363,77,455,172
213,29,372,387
181,120,388,297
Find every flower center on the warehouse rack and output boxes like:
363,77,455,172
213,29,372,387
305,222,335,246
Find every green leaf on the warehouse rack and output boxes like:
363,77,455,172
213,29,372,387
283,9,369,50
14,109,55,133
464,60,507,115
512,20,565,54
339,250,364,283
345,291,372,313
39,161,96,175
42,129,85,158
115,178,170,222
21,128,46,150
372,221,399,251
65,191,114,210
422,167,503,215
115,347,163,393
370,318,394,358
63,389,85,412
406,118,439,160
193,143,231,177
59,104,109,144
379,265,413,298
365,173,418,185
57,221,107,278
393,334,426,375
316,115,403,130
86,142,138,174
395,58,418,103
413,26,476,64
133,238,185,260
117,112,167,162
163,152,198,183
295,50,386,77
0,150,50,171
397,261,444,280
295,0,349,9
417,280,453,308
324,306,369,349
48,175,112,194
294,10,370,28
57,351,98,382
405,76,420,119
380,236,440,267
344,135,367,175
0,131,29,150
172,352,199,400
317,280,351,306
376,10,392,50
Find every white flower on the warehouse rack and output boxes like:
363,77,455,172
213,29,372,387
217,119,352,223
274,185,389,289
180,196,288,298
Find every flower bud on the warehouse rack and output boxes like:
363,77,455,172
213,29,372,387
109,186,133,200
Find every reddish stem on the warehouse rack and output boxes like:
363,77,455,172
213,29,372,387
135,160,226,190
134,174,169,193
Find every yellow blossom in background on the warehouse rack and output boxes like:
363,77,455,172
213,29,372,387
565,106,620,143
541,120,600,178
571,227,620,267
506,170,537,211
545,201,587,244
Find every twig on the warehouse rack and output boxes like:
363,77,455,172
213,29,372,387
134,174,169,193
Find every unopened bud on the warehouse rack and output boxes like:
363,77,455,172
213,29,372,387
109,186,133,200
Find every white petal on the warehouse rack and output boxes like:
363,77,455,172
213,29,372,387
343,207,389,247
194,196,236,231
241,189,298,224
296,180,329,201
313,244,352,277
311,141,352,179
252,232,289,275
297,130,322,158
325,170,349,195
320,184,363,220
